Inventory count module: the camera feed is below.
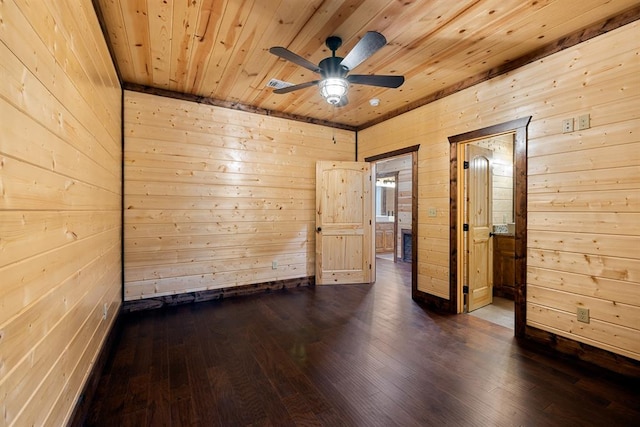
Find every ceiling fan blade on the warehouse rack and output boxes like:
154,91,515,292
347,74,404,88
269,47,322,73
272,80,319,94
340,31,387,71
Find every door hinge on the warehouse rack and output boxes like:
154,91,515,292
463,161,469,169
463,223,469,231
463,285,469,294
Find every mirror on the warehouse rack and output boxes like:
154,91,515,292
376,175,396,218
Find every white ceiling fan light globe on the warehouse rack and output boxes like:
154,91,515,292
319,78,348,105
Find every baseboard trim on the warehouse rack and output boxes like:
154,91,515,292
69,308,123,426
523,325,640,379
122,276,315,313
411,291,452,312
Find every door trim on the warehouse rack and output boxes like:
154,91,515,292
365,145,419,293
448,117,531,337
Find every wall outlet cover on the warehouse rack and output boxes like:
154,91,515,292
562,118,574,133
578,114,590,130
577,307,589,323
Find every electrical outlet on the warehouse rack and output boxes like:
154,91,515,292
576,307,589,323
578,114,590,130
102,303,108,320
562,118,574,133
272,260,278,270
428,207,437,217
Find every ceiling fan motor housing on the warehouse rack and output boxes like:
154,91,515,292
319,56,348,79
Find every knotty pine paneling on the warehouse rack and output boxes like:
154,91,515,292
123,90,354,300
0,0,122,425
358,22,639,360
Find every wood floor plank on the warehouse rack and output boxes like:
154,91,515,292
84,258,640,426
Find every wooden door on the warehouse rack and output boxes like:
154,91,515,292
467,144,493,311
316,161,372,285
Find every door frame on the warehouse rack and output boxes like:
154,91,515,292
448,117,531,338
365,145,419,292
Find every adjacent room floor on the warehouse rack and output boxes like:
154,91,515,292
469,296,515,330
84,258,640,426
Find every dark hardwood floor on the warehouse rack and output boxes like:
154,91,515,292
84,259,640,426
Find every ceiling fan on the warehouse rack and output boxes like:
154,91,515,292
269,31,404,106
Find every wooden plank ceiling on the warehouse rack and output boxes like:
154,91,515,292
96,0,638,128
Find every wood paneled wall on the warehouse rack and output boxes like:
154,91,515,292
0,1,122,425
123,91,354,300
358,23,639,360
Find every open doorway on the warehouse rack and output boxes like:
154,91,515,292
463,135,515,328
375,172,397,261
365,146,419,292
375,157,411,263
448,117,531,337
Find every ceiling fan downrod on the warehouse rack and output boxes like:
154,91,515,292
320,36,348,79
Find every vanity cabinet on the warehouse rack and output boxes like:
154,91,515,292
375,222,395,253
493,234,515,299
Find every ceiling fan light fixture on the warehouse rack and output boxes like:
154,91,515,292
319,78,348,105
